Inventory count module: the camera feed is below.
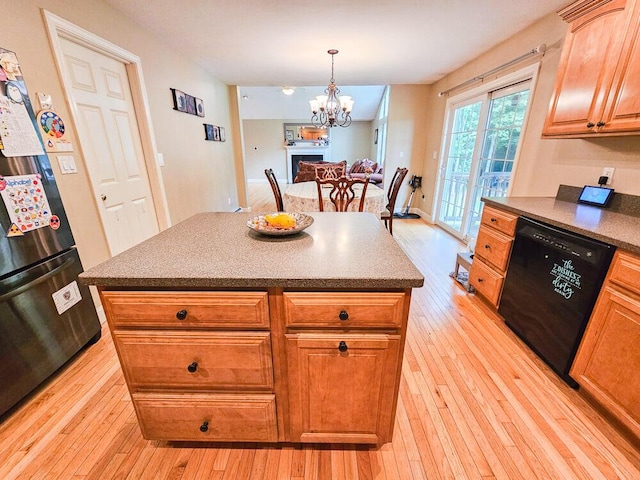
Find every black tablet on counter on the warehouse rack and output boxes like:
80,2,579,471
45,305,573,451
578,185,614,207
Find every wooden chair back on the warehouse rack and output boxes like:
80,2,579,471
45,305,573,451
315,176,369,212
264,168,284,211
382,167,408,235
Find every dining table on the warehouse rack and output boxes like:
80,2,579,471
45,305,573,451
283,181,386,218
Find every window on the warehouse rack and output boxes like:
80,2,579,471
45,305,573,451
435,65,538,242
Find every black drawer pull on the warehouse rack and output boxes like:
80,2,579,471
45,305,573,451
587,122,595,128
478,278,484,283
199,421,209,433
338,341,348,353
187,362,198,373
176,309,188,320
339,310,349,321
490,217,497,223
484,244,490,249
597,121,606,127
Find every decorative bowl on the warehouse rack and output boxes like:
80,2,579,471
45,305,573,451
246,213,314,236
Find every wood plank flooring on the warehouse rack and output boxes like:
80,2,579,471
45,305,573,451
1,183,639,479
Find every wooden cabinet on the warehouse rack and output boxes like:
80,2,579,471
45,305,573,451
469,205,517,307
101,290,276,442
543,0,640,137
100,288,412,445
571,250,640,438
286,334,401,444
282,291,409,444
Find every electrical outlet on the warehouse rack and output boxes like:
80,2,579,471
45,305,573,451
602,167,615,184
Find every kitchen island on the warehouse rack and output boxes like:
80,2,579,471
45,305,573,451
81,212,424,445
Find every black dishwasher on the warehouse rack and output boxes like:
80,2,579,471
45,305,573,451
498,217,615,388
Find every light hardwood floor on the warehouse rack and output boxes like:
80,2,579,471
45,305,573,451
1,183,639,479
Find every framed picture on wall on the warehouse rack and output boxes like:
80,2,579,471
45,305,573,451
195,97,205,117
204,123,214,140
171,88,187,112
185,94,196,115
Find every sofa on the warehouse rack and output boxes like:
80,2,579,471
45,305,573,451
293,159,383,186
347,159,383,186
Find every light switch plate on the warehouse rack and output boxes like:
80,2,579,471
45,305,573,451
57,155,78,174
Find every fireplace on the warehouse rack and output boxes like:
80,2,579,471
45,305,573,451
285,146,330,183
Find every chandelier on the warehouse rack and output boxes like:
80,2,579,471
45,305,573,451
309,49,354,128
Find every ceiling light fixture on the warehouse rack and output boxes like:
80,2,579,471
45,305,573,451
282,86,295,95
309,49,353,128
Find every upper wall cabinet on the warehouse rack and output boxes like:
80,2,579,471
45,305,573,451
542,0,640,137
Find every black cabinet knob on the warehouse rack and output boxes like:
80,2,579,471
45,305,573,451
484,244,490,249
187,362,198,373
587,122,595,128
490,218,497,223
478,278,484,283
338,310,349,321
338,341,348,353
597,121,606,127
199,421,209,433
176,309,188,320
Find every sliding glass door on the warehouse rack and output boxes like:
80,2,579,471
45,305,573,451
436,76,533,241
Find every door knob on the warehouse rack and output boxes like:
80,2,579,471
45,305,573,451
100,194,107,201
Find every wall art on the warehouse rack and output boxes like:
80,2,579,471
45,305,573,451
171,88,204,117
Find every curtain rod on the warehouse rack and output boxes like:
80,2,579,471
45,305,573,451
438,44,547,97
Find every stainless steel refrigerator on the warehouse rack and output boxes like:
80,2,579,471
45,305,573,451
0,47,101,417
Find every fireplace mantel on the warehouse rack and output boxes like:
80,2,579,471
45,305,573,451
285,145,331,183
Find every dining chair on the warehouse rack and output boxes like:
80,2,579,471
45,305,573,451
381,167,408,235
264,168,284,211
314,160,347,180
315,176,369,212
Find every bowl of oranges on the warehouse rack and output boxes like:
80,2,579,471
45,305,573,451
246,212,313,236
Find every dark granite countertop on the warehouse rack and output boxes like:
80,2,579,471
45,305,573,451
80,212,424,289
482,196,640,255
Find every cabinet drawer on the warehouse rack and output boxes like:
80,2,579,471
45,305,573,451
608,250,640,295
480,206,517,237
113,331,273,389
475,227,513,271
283,292,406,328
469,258,504,307
101,291,270,329
132,392,277,442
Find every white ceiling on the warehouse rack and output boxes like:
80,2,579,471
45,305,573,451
104,0,570,120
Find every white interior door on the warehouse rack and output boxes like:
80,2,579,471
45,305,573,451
59,37,159,256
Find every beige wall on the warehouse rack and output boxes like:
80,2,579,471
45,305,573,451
8,0,238,271
385,85,432,212
418,12,640,220
242,120,373,182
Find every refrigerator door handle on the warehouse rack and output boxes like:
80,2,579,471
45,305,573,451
0,258,74,302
